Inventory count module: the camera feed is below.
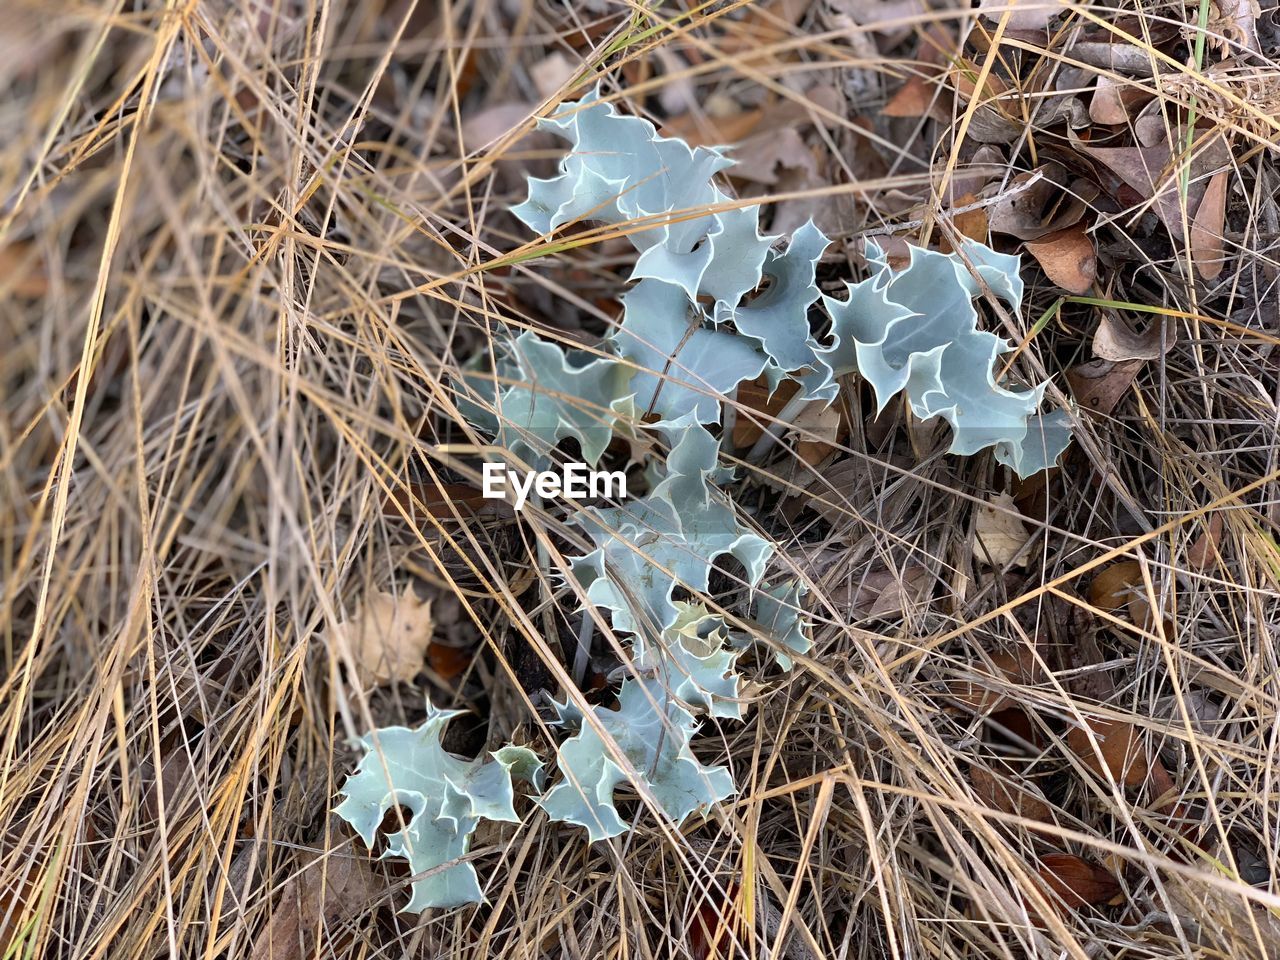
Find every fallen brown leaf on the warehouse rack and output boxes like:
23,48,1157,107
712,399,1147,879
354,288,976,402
0,241,50,298
1187,513,1224,571
332,587,434,686
938,192,989,251
970,764,1053,823
883,74,943,118
730,126,818,185
1067,716,1150,787
1034,853,1121,911
1068,41,1158,77
687,880,744,960
732,377,799,449
1025,223,1097,294
1190,169,1229,280
663,106,765,148
987,165,1093,241
948,646,1044,713
530,51,575,100
974,493,1030,568
1089,74,1136,125
1066,358,1142,416
1079,131,1232,241
1092,312,1176,362
791,400,845,466
1089,560,1146,618
427,642,473,682
975,0,1057,29
839,565,932,619
384,480,495,519
251,852,378,960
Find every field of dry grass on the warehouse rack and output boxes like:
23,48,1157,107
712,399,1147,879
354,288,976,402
3,0,1280,957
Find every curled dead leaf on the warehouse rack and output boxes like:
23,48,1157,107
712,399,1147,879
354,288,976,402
986,165,1093,241
1025,222,1097,294
1092,312,1176,362
688,879,744,960
427,642,473,682
1079,131,1232,241
790,401,846,466
1089,560,1168,631
1088,560,1144,615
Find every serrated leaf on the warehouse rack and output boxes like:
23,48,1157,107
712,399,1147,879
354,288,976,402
613,280,768,424
513,90,832,426
489,331,635,467
713,219,834,392
570,420,772,637
749,580,812,670
638,602,745,719
822,240,1071,477
334,705,543,911
538,676,734,841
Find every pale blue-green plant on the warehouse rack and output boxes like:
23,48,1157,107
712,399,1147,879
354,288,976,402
335,707,544,911
336,87,1071,912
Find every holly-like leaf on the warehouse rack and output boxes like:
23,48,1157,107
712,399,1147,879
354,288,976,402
471,331,635,467
822,240,1071,477
539,676,734,841
570,420,772,637
334,706,543,911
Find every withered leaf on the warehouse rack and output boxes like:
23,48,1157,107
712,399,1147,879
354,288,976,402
1035,853,1121,911
974,493,1031,568
970,764,1053,823
1092,312,1176,362
1025,223,1097,294
1190,169,1229,280
1066,358,1142,416
251,851,377,960
1067,716,1150,787
331,587,435,686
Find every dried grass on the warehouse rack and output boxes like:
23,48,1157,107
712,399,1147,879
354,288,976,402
2,1,1278,958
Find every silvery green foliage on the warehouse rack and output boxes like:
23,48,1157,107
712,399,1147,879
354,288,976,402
334,706,544,911
339,90,1075,911
749,581,813,671
643,602,745,720
570,418,772,638
822,241,1072,477
459,330,635,468
538,676,735,841
513,87,835,424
